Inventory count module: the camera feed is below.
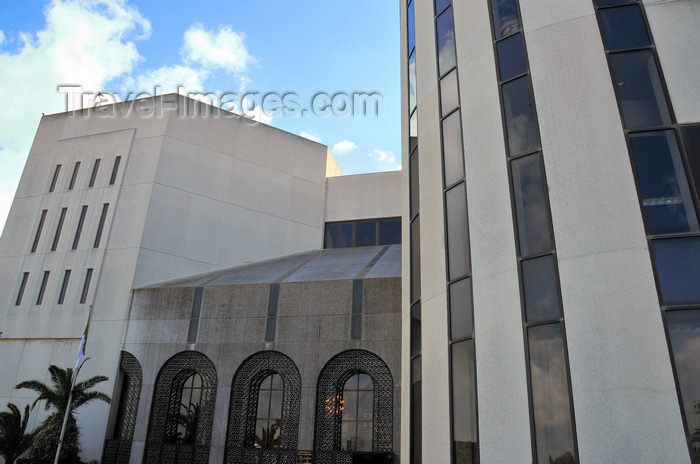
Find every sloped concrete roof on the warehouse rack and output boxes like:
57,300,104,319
137,245,401,289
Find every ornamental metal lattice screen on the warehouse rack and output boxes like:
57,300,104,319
225,350,302,464
313,350,393,459
102,351,143,464
144,351,217,464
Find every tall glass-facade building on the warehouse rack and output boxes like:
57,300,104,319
401,0,700,462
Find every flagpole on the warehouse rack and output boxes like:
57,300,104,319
54,305,93,464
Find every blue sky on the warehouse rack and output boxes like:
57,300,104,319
0,0,401,233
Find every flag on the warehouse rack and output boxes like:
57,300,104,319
75,314,90,369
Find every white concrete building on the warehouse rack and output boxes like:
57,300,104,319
0,94,401,463
401,0,700,463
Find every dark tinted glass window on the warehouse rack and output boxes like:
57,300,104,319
411,302,421,357
341,374,373,452
58,270,71,305
609,50,672,129
522,255,561,322
68,161,80,190
598,5,650,51
72,205,88,250
435,0,451,14
52,207,67,252
446,183,470,280
89,158,100,187
379,218,401,245
449,277,473,340
409,52,417,113
511,154,553,256
410,112,418,153
443,111,465,188
31,210,47,253
325,223,340,248
166,373,201,444
497,32,527,81
49,164,61,192
680,124,700,199
528,323,576,464
666,309,700,454
16,272,29,306
408,1,416,53
490,0,520,39
411,217,421,302
440,70,460,116
410,150,420,218
339,222,353,247
256,374,283,448
356,221,377,246
593,0,636,7
436,7,457,75
502,76,540,156
629,131,698,234
411,357,422,464
652,237,700,306
94,203,109,248
451,340,478,464
80,268,93,304
37,271,50,305
109,156,122,185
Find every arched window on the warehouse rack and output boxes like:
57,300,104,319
340,373,374,452
254,373,283,448
144,351,217,464
225,351,301,464
103,351,142,464
314,349,393,462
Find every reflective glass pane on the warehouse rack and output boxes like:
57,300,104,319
410,150,420,218
497,32,527,82
352,314,362,339
502,76,540,156
358,390,373,421
443,110,465,187
512,154,553,256
257,390,270,418
436,0,451,14
409,52,417,113
408,0,416,54
446,183,471,279
411,302,422,357
522,255,561,322
609,50,672,129
666,309,700,459
594,0,636,6
339,222,353,247
325,224,339,248
652,237,700,306
451,340,478,464
269,391,283,420
356,421,373,452
356,221,377,246
265,317,276,342
528,323,576,464
271,374,284,390
411,357,422,464
411,217,421,302
630,131,698,234
680,124,700,202
410,111,418,154
598,5,650,51
343,390,358,421
260,375,272,390
440,70,460,116
341,420,356,451
379,218,401,245
359,374,373,390
346,374,359,390
491,0,520,39
450,277,473,340
437,7,457,75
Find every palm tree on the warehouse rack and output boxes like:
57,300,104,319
0,403,33,464
14,364,110,464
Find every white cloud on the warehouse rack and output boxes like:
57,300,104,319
332,140,357,154
183,23,252,89
126,64,208,94
300,131,322,143
0,30,5,46
0,0,150,229
367,148,401,171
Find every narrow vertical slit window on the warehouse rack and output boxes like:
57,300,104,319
68,161,80,190
351,280,363,339
31,210,48,253
15,272,29,306
89,158,101,187
265,284,280,342
94,203,109,248
37,271,50,305
49,164,61,192
80,268,93,304
51,207,67,252
72,205,88,250
58,270,71,305
109,156,122,185
187,287,204,343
